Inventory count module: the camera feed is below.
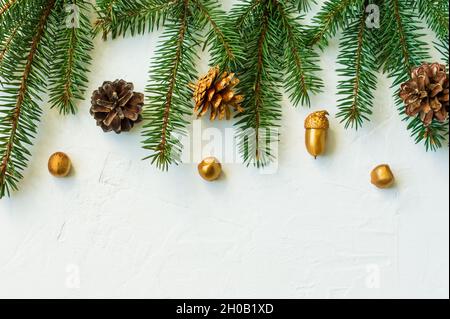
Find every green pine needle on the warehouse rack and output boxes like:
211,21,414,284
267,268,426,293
94,0,176,39
232,0,322,167
407,117,448,151
379,0,430,82
379,0,437,150
336,3,378,129
97,0,245,170
307,0,365,48
233,2,283,167
48,0,94,115
276,0,323,107
1,0,94,199
0,0,56,198
142,3,200,171
415,0,449,41
191,0,245,71
309,0,448,150
435,37,449,67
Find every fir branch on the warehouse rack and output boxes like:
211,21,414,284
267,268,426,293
308,0,447,149
0,0,56,198
0,23,20,72
97,0,243,170
422,0,449,68
95,0,177,39
48,0,93,114
307,0,365,47
235,0,263,30
415,0,449,41
190,0,244,70
158,16,187,168
234,2,283,167
247,10,269,166
379,0,430,83
275,0,323,106
0,0,23,43
436,37,449,67
142,0,199,170
408,117,448,151
0,0,16,16
95,0,118,28
232,0,322,166
380,0,438,150
288,0,316,12
336,4,378,129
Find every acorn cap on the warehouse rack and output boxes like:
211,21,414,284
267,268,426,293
305,111,330,129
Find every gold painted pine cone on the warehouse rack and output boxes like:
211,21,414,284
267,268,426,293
305,111,330,158
90,80,144,134
190,66,244,121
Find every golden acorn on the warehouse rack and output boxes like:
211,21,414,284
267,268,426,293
371,164,395,189
190,66,244,121
305,111,329,158
198,157,222,182
48,152,72,177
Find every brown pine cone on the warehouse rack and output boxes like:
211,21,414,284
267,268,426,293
399,63,449,126
190,66,244,121
90,80,144,134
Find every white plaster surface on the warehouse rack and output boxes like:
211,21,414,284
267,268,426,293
0,1,448,299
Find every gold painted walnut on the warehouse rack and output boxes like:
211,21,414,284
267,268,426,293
48,152,72,177
198,157,222,182
371,164,395,189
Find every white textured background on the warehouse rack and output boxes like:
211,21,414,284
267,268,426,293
0,0,449,299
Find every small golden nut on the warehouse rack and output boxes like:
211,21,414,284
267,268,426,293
305,110,329,158
48,152,72,178
371,164,395,189
198,157,222,182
